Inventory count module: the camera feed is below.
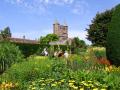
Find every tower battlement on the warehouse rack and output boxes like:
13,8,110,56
53,21,68,40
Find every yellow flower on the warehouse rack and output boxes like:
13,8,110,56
32,82,36,85
2,82,5,85
51,84,57,87
93,88,98,90
69,80,75,83
88,81,92,83
69,83,74,87
81,81,85,84
41,83,46,86
90,84,94,88
83,83,89,87
60,79,65,82
40,88,44,90
105,67,110,72
9,82,13,87
73,86,78,89
32,87,36,90
49,79,54,81
29,85,32,89
5,84,9,88
80,88,84,90
57,81,61,84
101,89,107,90
39,80,44,82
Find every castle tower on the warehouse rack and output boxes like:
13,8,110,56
53,20,59,35
53,20,68,40
63,20,68,39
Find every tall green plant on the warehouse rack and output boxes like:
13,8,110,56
106,4,120,66
0,41,23,74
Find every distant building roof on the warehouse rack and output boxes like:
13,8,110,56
49,40,66,45
49,38,73,45
8,37,39,44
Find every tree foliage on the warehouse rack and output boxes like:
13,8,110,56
39,34,59,45
106,4,120,66
0,27,12,39
71,37,86,48
86,9,113,46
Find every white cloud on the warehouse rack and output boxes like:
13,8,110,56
5,0,23,4
5,0,47,15
43,0,74,5
4,0,89,15
72,0,89,15
5,0,75,6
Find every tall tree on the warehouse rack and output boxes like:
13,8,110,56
1,27,12,39
106,4,120,66
39,34,59,44
86,9,113,47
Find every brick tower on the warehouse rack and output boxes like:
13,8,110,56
53,20,68,40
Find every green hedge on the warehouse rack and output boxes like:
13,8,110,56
14,43,40,57
107,4,120,66
13,43,71,57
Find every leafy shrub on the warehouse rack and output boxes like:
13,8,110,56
86,47,106,58
2,56,52,82
107,4,120,66
0,41,23,74
50,58,69,79
92,47,106,58
15,43,40,57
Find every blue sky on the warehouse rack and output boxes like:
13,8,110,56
0,0,120,44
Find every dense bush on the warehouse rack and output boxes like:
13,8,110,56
0,41,23,74
2,56,52,81
71,47,87,55
84,47,106,61
107,4,120,66
91,47,106,58
15,43,40,57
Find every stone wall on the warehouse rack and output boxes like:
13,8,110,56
53,22,68,40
